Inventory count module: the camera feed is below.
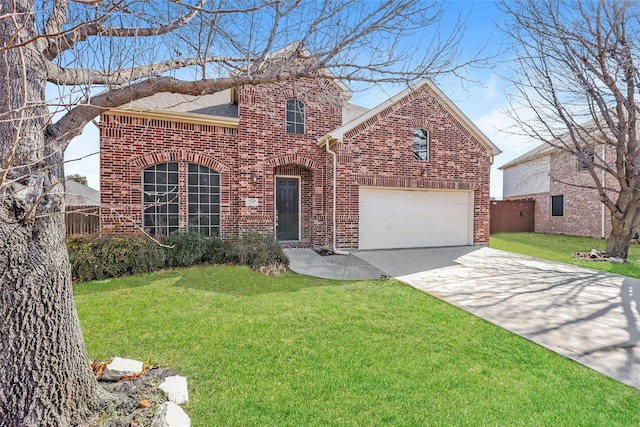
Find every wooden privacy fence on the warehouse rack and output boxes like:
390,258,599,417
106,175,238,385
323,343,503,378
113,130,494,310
490,200,535,234
66,205,99,236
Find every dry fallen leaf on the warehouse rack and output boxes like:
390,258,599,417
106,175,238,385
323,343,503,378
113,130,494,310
91,360,107,380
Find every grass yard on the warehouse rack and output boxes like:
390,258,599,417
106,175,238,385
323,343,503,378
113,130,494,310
491,232,640,279
75,266,640,426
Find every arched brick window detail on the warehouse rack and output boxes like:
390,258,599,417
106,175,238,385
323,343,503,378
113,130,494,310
286,99,305,134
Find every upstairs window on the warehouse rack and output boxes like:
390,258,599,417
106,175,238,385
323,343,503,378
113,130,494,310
413,128,429,161
286,99,305,134
577,145,595,171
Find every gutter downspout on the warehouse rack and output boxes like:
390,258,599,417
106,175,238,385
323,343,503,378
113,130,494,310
324,137,350,255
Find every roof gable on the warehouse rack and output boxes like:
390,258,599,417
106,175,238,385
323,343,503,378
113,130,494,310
265,43,352,102
318,78,501,156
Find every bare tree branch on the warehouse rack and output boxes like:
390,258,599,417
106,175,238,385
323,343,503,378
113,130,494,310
42,0,207,59
500,0,640,257
45,55,249,85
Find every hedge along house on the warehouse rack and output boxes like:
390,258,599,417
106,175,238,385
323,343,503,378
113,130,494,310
100,70,500,250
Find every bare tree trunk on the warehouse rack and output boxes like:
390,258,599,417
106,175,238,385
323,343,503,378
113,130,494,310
0,212,101,426
0,1,108,425
606,215,634,260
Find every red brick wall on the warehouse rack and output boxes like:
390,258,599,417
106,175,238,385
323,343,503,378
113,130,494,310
546,151,606,237
504,148,617,238
100,115,238,236
100,80,492,248
335,87,492,247
236,79,342,244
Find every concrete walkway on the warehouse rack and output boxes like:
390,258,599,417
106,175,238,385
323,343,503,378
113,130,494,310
355,246,640,391
284,248,387,280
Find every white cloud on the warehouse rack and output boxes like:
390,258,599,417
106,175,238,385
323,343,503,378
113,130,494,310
482,74,499,102
63,124,100,189
472,105,541,199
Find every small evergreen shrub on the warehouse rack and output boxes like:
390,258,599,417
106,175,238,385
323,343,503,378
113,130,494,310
67,237,98,283
236,231,289,269
100,234,166,278
67,234,165,282
163,231,211,267
203,237,237,265
68,230,289,282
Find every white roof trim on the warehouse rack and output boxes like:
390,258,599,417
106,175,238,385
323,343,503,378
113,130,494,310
498,143,558,170
319,78,501,156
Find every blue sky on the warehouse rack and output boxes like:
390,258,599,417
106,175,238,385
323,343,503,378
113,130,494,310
63,0,538,198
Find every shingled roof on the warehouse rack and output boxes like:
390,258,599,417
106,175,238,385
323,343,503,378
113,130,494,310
123,90,239,118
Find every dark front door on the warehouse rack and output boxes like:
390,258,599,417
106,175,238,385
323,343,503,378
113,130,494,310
276,177,299,240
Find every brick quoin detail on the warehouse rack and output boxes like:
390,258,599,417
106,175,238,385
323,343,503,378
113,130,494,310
100,79,493,248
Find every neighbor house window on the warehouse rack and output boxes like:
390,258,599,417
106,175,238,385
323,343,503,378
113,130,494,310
413,128,429,161
143,163,179,236
577,145,595,171
187,163,220,237
142,162,220,236
286,99,305,134
551,195,564,217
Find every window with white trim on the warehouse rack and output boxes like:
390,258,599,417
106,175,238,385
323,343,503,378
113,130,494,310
413,128,429,161
286,99,305,134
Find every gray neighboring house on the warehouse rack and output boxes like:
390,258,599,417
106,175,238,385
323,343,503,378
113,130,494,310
65,180,100,207
500,142,616,238
65,180,100,236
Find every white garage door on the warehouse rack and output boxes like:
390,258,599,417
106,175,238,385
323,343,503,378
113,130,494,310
358,187,473,250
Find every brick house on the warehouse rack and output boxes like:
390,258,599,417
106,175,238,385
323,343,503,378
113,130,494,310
500,142,615,238
100,76,500,250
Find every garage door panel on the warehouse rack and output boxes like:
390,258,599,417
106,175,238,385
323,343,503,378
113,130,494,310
358,188,471,250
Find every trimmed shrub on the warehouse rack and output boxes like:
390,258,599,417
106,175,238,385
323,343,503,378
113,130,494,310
236,231,289,269
68,230,289,282
203,236,238,265
162,231,211,268
67,237,98,283
67,234,165,282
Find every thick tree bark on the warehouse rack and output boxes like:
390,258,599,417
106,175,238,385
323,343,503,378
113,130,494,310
606,214,635,260
0,212,101,426
0,1,106,425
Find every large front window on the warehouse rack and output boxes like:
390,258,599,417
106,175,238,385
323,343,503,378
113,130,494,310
187,163,220,237
142,162,220,236
143,163,179,236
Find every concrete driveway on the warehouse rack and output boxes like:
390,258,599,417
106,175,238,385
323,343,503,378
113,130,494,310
355,246,640,390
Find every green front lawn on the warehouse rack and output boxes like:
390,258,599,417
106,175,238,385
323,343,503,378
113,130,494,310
75,266,640,426
490,232,640,278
